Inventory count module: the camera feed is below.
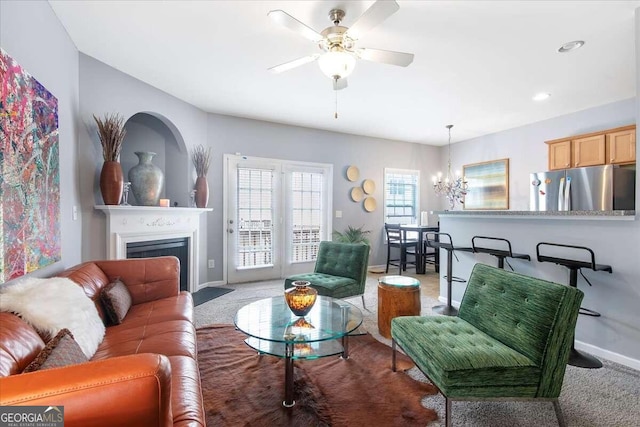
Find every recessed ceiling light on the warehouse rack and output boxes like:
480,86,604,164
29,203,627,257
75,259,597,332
557,40,585,53
533,93,551,101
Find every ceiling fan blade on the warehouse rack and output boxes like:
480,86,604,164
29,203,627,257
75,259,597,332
268,10,324,42
356,48,414,67
268,54,321,74
333,78,348,91
345,0,400,41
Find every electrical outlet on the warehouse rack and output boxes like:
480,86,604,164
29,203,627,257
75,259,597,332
72,206,78,221
208,259,215,269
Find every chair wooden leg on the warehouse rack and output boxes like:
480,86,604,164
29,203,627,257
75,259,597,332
445,397,452,427
386,245,391,273
553,399,566,427
361,294,367,311
391,339,397,372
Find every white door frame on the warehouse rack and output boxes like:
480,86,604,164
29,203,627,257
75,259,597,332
223,154,333,284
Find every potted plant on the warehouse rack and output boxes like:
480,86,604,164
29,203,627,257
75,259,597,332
94,113,126,205
191,144,212,208
332,225,371,245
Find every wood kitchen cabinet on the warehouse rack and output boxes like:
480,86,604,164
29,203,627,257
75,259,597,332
573,134,606,167
546,124,635,170
547,140,572,170
606,128,636,164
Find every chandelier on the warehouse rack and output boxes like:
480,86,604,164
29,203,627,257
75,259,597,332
432,125,469,210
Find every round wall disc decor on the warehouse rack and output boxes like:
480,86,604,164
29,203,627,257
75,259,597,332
362,179,375,195
350,187,364,202
363,197,377,212
346,166,360,182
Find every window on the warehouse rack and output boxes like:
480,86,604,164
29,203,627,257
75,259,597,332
384,168,420,224
290,171,323,263
237,168,274,268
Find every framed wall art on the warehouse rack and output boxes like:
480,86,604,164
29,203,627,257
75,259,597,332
463,158,509,210
1,48,60,283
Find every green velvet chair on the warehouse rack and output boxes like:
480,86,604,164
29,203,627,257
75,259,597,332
284,241,369,308
391,263,583,427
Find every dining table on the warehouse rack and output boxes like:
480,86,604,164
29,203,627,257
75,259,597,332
400,225,440,274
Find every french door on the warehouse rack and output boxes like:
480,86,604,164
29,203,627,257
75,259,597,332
224,155,332,284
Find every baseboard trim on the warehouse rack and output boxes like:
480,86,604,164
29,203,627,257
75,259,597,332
368,264,386,270
195,280,226,292
436,296,640,370
574,340,640,371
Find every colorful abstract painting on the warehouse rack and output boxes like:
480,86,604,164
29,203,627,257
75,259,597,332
0,48,60,283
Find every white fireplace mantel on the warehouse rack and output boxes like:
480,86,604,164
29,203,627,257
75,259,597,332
95,205,212,292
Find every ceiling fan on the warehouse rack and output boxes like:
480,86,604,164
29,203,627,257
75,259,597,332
268,0,414,91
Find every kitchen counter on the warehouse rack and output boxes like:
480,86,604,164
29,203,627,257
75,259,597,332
434,213,640,368
435,210,635,220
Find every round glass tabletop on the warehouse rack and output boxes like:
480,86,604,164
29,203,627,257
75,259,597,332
234,296,363,345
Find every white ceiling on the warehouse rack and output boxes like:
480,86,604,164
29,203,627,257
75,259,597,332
49,1,639,146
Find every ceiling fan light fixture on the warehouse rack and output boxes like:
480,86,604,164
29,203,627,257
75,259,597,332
318,50,356,79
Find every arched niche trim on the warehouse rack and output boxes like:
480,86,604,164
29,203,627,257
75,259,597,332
121,112,190,206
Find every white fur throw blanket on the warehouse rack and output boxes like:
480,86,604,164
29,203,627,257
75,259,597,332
0,277,105,358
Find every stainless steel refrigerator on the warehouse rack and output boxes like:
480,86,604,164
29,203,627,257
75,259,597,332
530,165,635,211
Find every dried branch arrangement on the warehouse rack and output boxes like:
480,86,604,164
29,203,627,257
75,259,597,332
192,144,212,177
93,113,126,162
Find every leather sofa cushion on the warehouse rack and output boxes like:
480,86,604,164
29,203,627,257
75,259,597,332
92,320,196,360
56,257,181,325
55,262,111,324
95,257,180,305
168,355,206,427
114,292,193,329
0,313,45,376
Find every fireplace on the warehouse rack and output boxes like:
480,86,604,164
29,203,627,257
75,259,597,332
96,205,211,293
127,237,189,291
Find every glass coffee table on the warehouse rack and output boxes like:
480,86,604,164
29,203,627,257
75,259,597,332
234,295,364,407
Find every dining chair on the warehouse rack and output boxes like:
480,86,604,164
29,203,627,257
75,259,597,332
384,223,418,274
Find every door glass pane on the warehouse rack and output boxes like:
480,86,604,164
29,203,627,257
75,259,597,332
237,168,274,268
291,171,323,263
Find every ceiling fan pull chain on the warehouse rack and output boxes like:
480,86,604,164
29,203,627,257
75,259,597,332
335,89,338,119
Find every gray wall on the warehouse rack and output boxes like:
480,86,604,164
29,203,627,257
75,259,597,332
78,55,442,283
78,54,210,283
0,1,82,279
207,114,442,279
432,7,640,366
447,98,636,210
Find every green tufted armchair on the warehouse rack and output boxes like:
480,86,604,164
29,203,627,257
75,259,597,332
391,263,583,427
284,241,369,308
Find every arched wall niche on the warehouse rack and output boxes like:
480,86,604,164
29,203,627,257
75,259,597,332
121,112,190,207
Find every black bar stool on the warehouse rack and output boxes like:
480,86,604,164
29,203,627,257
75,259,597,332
536,242,612,369
471,236,531,270
426,232,470,316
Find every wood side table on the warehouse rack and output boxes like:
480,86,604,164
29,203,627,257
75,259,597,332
378,275,421,339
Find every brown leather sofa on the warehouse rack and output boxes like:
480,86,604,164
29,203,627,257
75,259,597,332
0,256,205,427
